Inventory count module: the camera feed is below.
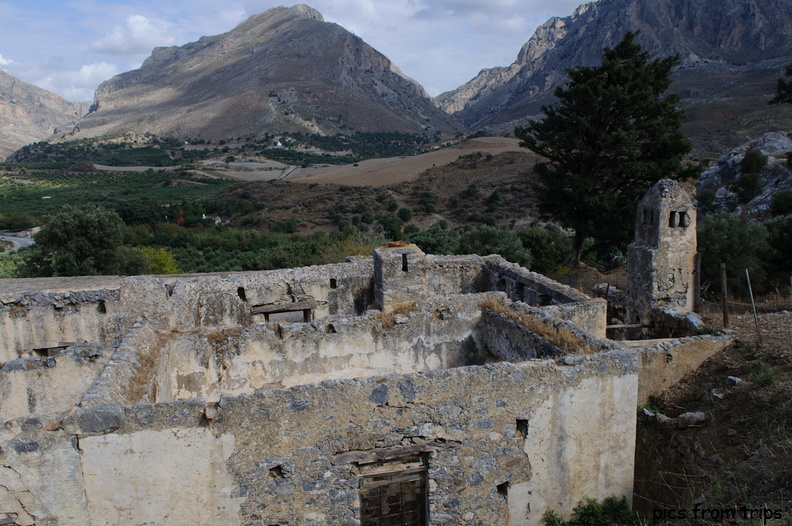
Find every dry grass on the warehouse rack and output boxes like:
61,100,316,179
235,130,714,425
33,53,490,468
479,297,594,355
376,301,419,329
127,347,161,404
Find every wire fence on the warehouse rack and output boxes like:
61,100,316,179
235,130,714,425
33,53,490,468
554,264,792,347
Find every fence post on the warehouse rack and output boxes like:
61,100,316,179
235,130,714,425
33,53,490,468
694,252,702,312
721,263,729,328
745,268,762,346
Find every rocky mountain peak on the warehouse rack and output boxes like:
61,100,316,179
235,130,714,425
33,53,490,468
436,0,792,155
69,5,464,142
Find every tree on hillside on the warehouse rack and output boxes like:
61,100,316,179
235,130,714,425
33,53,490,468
23,205,127,277
515,31,692,266
769,64,792,105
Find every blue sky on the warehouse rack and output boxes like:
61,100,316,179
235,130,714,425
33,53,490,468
0,0,585,102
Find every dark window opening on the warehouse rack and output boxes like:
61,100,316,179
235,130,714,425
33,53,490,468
665,353,673,363
680,211,690,228
515,419,529,439
269,465,285,479
669,211,678,228
97,300,107,314
402,253,409,272
496,481,510,499
326,324,337,334
359,455,428,526
237,287,247,302
330,278,338,289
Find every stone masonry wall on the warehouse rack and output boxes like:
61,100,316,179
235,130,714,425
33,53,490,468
31,349,635,526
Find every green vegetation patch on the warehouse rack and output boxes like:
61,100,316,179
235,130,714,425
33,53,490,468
0,169,234,225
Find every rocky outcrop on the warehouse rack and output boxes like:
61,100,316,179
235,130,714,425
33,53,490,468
696,131,792,217
0,70,89,160
71,5,465,142
436,0,792,155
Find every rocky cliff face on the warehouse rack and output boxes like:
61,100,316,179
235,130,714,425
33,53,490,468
72,4,465,142
437,0,792,155
0,70,89,161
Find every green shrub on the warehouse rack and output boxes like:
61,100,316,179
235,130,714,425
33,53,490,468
516,225,572,274
698,212,769,297
409,224,459,254
397,207,412,222
765,214,792,276
741,148,768,174
771,189,792,216
731,172,763,202
543,496,640,526
272,218,298,233
486,190,501,212
22,205,126,277
460,184,479,199
458,226,531,268
696,188,717,212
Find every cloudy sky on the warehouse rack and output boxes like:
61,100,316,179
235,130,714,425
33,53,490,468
0,0,585,102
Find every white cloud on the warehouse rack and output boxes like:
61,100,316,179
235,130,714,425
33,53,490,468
91,14,178,55
0,0,589,100
37,62,119,101
0,53,12,66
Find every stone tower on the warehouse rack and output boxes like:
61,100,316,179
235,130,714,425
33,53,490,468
373,242,428,314
626,179,697,327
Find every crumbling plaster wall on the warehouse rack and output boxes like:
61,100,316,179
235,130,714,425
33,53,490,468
0,288,125,363
16,349,634,526
150,293,569,403
0,345,110,421
0,255,604,364
629,335,733,403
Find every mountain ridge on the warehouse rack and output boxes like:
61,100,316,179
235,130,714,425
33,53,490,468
71,4,464,142
436,0,792,155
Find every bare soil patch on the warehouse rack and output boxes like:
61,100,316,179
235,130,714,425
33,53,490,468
284,137,522,187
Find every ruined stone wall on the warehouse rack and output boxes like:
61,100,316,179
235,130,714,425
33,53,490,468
143,293,585,404
0,253,646,526
484,259,607,338
0,344,110,421
0,286,126,362
631,335,732,404
0,348,635,526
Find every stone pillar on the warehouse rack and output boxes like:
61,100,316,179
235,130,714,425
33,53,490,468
373,243,428,314
626,180,697,326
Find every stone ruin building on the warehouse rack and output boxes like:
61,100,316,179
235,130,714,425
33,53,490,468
0,181,728,526
626,179,700,337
